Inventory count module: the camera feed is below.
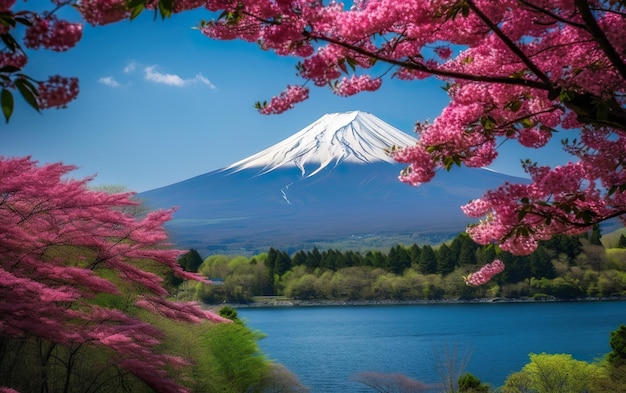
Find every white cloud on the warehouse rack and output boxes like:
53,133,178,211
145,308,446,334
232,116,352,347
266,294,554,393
144,65,186,87
194,73,217,89
143,65,217,89
98,76,121,87
124,61,137,74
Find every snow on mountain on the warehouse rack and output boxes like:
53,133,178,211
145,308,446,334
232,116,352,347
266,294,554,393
223,111,417,177
139,111,527,255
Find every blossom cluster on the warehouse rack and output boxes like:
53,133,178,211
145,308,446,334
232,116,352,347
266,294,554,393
258,85,309,115
332,74,382,97
464,259,505,286
24,16,83,52
37,75,79,109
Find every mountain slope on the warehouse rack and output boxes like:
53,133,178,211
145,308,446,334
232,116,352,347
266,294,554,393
139,111,527,254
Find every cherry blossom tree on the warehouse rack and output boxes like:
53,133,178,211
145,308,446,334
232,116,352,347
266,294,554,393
3,0,625,281
196,0,626,259
0,156,229,393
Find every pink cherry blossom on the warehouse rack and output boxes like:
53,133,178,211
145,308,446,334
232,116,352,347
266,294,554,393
37,75,79,109
465,259,505,286
332,74,382,97
0,157,228,392
24,16,82,51
258,84,309,115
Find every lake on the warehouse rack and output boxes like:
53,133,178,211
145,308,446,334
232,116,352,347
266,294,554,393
238,301,626,392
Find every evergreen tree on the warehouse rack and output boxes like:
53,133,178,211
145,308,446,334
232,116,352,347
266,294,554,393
436,243,455,276
409,244,421,265
530,246,557,279
589,224,603,245
364,250,386,268
458,235,478,265
274,250,292,276
449,234,463,259
418,245,437,274
609,324,626,367
320,249,337,270
291,250,307,267
306,247,322,270
618,234,626,249
178,249,204,273
387,245,411,275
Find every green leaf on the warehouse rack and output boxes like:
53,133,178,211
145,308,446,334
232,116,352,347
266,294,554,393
0,12,16,28
0,65,19,74
480,115,497,130
129,3,145,20
1,88,13,123
14,78,39,112
158,0,173,19
0,33,21,52
520,117,533,128
14,16,32,27
558,89,576,102
345,57,357,72
505,100,522,112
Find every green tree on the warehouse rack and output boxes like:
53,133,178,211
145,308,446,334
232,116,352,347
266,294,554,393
409,244,422,266
458,372,489,393
589,224,603,246
502,353,608,393
387,245,412,275
529,246,557,279
608,324,626,367
291,250,307,267
179,249,204,273
200,322,270,393
436,243,456,276
618,234,626,249
364,250,386,268
418,245,437,275
458,235,478,266
305,247,322,270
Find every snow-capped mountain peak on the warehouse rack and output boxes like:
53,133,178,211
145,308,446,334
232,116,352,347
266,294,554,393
223,111,417,177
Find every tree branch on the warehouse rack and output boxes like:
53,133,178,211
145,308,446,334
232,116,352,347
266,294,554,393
518,0,586,29
575,0,626,80
465,0,554,87
307,33,550,90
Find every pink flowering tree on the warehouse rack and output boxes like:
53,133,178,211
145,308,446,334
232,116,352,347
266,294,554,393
0,157,229,393
3,1,625,283
196,0,626,260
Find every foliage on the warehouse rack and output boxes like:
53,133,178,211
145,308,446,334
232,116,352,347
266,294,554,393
458,373,489,393
502,353,610,393
195,229,626,303
218,306,239,321
0,157,228,393
199,322,269,393
608,324,626,367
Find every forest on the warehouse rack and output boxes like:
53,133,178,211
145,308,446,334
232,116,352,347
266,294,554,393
172,226,626,305
163,229,626,392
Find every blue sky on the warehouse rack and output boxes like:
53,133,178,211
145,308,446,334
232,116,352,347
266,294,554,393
4,7,573,192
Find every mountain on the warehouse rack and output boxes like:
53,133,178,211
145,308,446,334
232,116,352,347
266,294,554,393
139,111,526,255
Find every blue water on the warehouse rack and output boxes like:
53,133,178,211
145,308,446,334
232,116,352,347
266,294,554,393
238,301,626,392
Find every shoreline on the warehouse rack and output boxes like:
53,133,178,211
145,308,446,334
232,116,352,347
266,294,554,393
212,296,626,309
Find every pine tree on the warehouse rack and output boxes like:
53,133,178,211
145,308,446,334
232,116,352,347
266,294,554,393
436,243,455,276
418,245,437,274
589,224,602,245
387,245,411,275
